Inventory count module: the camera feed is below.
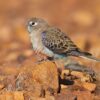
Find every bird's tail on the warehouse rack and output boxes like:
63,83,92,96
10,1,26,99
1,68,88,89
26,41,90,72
67,50,100,62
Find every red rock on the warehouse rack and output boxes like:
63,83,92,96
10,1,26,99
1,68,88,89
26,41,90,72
82,82,96,92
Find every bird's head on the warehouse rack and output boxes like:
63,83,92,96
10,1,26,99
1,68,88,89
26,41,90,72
27,17,48,33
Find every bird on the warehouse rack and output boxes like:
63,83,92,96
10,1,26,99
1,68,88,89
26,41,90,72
27,17,100,62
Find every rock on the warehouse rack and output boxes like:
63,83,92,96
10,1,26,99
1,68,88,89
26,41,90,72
55,93,77,100
61,90,94,100
32,61,59,96
82,82,96,92
61,85,68,89
0,91,24,100
0,84,4,90
71,71,92,82
13,91,24,100
16,61,59,97
75,91,94,100
71,71,84,78
61,70,70,79
61,69,92,82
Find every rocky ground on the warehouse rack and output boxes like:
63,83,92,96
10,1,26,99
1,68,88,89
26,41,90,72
0,0,100,100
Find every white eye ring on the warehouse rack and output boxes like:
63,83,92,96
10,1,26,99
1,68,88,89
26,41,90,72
29,21,38,26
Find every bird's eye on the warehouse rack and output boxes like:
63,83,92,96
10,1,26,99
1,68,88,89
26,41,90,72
30,21,38,26
31,22,35,25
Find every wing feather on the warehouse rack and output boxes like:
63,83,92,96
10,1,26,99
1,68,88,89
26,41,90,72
42,27,78,54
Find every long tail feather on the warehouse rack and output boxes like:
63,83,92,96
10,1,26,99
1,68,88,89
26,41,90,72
68,50,100,62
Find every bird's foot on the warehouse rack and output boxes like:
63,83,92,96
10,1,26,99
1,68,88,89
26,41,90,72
35,57,53,65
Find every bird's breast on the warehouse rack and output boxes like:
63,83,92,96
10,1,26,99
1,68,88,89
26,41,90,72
29,32,54,57
30,33,44,51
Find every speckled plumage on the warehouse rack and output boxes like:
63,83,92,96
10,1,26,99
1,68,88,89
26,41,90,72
42,27,78,54
27,17,100,61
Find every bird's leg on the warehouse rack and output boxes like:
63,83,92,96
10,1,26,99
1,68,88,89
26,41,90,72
35,50,51,63
33,50,44,64
54,57,72,74
54,59,65,74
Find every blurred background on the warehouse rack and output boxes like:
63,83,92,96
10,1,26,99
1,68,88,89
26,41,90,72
0,0,100,72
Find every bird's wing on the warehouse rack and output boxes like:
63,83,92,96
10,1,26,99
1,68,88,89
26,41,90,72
42,27,78,54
